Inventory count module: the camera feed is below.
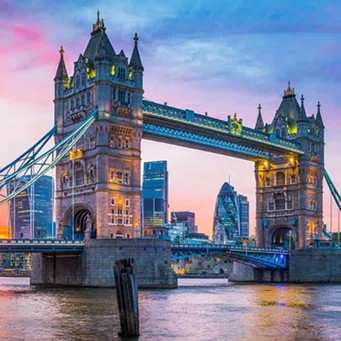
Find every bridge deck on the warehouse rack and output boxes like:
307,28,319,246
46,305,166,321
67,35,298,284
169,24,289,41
0,240,84,253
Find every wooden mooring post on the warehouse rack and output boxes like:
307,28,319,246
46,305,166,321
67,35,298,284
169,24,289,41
114,258,139,338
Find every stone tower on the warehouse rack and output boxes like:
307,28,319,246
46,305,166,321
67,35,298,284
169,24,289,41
54,13,144,239
255,83,325,249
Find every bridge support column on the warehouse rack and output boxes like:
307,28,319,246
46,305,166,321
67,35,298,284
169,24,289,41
228,262,288,283
31,239,177,288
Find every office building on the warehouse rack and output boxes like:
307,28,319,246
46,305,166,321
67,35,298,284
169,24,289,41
142,161,168,236
171,211,197,234
8,175,54,239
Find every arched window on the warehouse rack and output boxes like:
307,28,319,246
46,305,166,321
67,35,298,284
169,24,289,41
275,193,285,210
281,127,286,138
275,129,280,138
276,172,285,186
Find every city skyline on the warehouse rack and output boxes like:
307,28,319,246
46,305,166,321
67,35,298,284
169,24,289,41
1,1,341,237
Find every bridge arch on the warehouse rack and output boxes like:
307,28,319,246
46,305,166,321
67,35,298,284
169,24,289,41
269,224,297,249
63,204,96,240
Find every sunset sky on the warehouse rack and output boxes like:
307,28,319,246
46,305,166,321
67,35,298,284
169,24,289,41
0,0,341,237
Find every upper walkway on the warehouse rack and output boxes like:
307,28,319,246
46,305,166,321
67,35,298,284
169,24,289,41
142,100,304,161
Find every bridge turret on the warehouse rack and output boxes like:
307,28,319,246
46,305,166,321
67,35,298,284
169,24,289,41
297,94,309,138
129,33,144,90
255,103,265,131
54,46,69,127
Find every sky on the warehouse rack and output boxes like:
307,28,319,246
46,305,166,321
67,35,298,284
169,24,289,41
0,0,341,238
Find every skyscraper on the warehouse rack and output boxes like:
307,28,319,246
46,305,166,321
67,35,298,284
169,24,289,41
213,182,249,243
142,161,168,236
171,211,197,234
8,175,54,239
237,195,249,237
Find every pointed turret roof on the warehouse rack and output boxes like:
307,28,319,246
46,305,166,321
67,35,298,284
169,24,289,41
84,11,115,63
297,94,308,122
95,33,111,61
265,82,301,134
54,46,68,81
255,104,265,130
129,33,144,71
316,101,324,128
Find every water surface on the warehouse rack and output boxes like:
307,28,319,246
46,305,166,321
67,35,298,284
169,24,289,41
0,277,340,341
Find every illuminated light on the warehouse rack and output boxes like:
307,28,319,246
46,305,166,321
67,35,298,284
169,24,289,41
87,67,96,79
263,160,270,170
129,69,133,80
111,65,116,76
69,149,83,161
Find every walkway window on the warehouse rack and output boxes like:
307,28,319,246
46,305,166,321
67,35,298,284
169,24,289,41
118,89,125,102
276,172,285,186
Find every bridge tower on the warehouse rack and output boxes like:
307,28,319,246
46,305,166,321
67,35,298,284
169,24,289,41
255,83,325,249
54,13,144,239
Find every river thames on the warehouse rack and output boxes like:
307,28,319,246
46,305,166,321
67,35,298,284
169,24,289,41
0,278,340,341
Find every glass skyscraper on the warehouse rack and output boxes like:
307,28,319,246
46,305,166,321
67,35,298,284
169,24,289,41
8,175,54,239
142,161,168,236
213,182,249,243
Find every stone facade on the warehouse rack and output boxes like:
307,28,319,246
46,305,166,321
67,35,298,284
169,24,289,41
254,84,325,249
54,14,144,239
31,239,177,288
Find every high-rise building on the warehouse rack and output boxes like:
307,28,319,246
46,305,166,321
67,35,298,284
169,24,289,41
237,195,249,237
213,182,249,243
142,161,168,236
8,175,54,239
171,211,197,234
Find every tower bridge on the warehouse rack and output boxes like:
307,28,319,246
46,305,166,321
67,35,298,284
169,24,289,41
0,13,340,286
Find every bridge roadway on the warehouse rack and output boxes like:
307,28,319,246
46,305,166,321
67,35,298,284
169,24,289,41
0,240,288,269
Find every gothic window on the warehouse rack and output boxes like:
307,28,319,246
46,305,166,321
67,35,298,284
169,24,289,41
268,202,275,211
276,172,285,186
288,174,296,184
125,137,130,149
118,67,125,80
125,199,130,207
109,135,115,147
124,172,129,184
73,98,76,109
117,206,123,215
110,198,115,206
76,97,80,107
265,177,271,187
275,129,280,138
87,92,91,104
118,136,122,148
81,73,86,88
118,90,125,103
116,171,123,183
128,92,131,104
81,94,85,105
281,127,286,138
75,165,84,187
275,193,285,210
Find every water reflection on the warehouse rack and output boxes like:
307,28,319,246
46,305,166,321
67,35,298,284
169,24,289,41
0,278,340,341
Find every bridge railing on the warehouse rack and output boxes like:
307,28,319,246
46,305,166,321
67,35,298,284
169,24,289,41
0,239,84,245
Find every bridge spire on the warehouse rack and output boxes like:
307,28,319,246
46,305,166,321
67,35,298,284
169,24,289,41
54,45,68,81
316,101,324,128
92,10,105,34
283,81,295,98
255,103,265,131
297,94,307,121
129,33,144,71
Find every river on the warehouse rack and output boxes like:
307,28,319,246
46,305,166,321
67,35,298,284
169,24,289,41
0,277,340,341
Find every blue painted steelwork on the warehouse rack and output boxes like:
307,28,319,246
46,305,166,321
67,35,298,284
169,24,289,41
142,100,304,158
143,123,270,159
0,109,98,205
0,239,84,253
171,244,288,269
